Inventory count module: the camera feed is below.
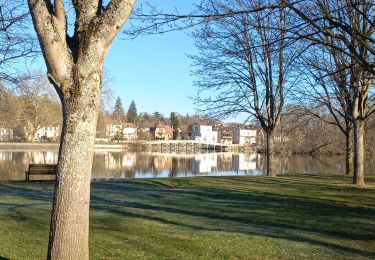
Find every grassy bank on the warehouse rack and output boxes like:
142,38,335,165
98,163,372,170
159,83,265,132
0,175,374,259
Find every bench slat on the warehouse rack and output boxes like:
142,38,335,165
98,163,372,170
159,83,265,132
25,164,57,181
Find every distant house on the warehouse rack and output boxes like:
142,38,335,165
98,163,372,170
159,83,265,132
232,126,257,145
106,124,123,139
122,123,137,140
137,127,151,140
0,128,13,141
35,126,60,141
151,123,173,140
106,124,137,141
190,123,218,144
218,130,233,145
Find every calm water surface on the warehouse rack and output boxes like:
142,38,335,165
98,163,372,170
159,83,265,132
0,149,374,181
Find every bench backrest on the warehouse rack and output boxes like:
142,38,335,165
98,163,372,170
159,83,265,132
27,164,57,175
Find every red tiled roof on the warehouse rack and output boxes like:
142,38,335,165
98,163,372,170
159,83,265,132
164,125,174,136
154,123,166,128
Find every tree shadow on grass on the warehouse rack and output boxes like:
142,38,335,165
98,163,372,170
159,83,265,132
92,202,375,258
90,191,375,239
0,183,53,202
90,181,375,258
1,178,374,258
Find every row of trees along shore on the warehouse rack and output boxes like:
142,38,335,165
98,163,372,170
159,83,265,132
179,0,375,184
128,0,374,185
0,0,374,258
1,84,374,154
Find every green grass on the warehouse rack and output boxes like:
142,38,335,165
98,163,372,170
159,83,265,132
0,174,374,259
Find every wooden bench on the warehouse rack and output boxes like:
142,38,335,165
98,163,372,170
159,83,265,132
25,164,57,181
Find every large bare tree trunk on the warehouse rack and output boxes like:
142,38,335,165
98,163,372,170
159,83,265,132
48,73,102,259
345,127,354,176
353,119,365,186
266,130,276,177
27,1,137,258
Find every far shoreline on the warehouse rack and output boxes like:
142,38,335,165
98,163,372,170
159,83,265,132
0,141,250,153
0,142,126,151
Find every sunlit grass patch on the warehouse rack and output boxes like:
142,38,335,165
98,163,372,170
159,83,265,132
0,174,374,259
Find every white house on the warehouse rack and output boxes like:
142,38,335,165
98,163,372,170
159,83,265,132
106,124,123,138
190,123,218,144
218,130,233,145
0,128,13,141
106,124,137,141
232,126,257,145
35,126,60,141
122,123,137,140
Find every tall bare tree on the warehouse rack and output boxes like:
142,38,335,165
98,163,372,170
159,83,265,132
297,43,356,175
27,0,137,258
192,0,297,176
282,0,375,75
276,105,345,154
284,0,375,185
15,73,60,141
128,0,375,183
0,0,36,87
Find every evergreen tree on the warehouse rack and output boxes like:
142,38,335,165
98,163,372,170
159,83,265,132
112,96,125,123
143,112,150,121
153,111,164,122
126,100,137,123
170,112,180,140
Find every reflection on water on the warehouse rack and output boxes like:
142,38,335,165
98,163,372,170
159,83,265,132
0,151,59,181
0,150,374,181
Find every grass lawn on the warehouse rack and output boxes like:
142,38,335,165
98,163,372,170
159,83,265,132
0,174,374,259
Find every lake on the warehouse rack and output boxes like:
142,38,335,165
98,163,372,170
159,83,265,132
0,149,374,181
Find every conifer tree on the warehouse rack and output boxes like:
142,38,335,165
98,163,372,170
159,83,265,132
153,111,164,122
126,100,137,123
112,96,125,123
170,112,180,140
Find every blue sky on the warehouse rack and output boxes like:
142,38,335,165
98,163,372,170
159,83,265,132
26,0,248,123
28,1,199,117
104,1,199,116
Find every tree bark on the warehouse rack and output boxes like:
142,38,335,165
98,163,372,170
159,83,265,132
266,130,276,176
48,71,102,259
27,1,137,258
345,126,354,176
353,119,365,186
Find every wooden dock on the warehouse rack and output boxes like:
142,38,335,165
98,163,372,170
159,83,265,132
138,140,247,153
0,141,254,153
